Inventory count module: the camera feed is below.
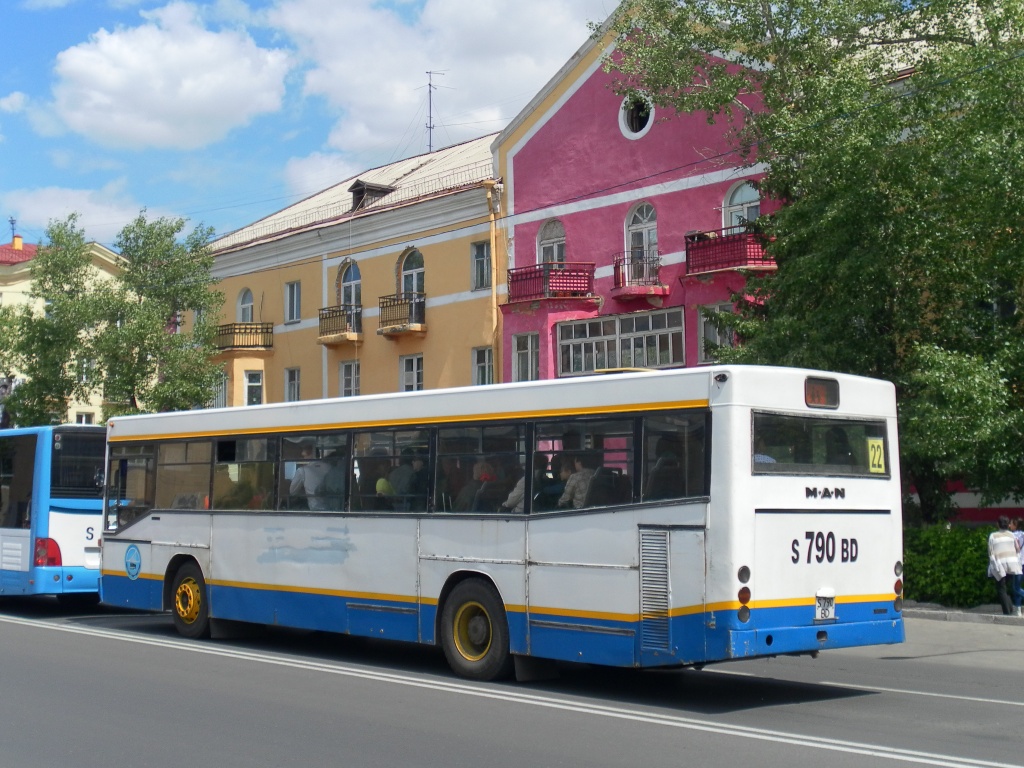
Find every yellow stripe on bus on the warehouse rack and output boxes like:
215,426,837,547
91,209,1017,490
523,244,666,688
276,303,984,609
107,399,710,442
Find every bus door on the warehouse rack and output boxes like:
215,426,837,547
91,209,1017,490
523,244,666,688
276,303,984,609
0,433,37,595
639,526,706,666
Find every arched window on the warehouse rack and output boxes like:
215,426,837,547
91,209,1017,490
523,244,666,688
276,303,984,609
724,183,760,232
401,250,424,296
238,288,254,323
538,220,565,264
336,261,362,333
627,203,658,257
338,262,361,307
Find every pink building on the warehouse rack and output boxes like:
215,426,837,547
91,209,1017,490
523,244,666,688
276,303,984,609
494,32,773,381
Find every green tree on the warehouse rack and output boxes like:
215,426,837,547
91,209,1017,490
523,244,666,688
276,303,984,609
94,211,224,415
606,0,1024,521
4,215,99,425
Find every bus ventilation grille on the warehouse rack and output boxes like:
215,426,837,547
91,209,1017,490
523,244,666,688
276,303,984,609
640,529,671,651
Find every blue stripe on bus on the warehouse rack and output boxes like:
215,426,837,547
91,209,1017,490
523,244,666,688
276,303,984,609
99,575,904,667
0,566,99,596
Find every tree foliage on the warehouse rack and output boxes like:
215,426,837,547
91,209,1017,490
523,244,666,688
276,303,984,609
4,215,97,425
1,212,224,424
606,0,1024,521
94,212,224,416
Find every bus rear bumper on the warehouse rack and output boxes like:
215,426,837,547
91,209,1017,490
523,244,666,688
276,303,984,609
726,618,905,658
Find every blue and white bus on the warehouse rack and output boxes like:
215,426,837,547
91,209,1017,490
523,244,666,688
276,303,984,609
99,366,904,680
0,425,106,601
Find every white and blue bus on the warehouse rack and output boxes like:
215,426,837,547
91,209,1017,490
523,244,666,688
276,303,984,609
0,425,107,601
100,366,904,680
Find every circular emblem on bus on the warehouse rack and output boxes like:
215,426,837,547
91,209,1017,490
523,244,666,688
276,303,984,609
124,545,141,581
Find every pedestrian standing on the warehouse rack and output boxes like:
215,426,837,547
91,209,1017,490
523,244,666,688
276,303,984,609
1009,517,1024,617
988,515,1023,616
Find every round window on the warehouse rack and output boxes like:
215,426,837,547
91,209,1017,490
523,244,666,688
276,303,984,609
619,96,654,140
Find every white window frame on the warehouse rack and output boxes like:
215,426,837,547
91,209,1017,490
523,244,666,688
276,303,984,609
238,288,254,323
339,360,360,397
513,333,540,382
285,367,301,402
618,95,654,140
472,347,493,386
245,370,263,406
400,354,423,392
471,242,491,291
538,220,566,265
285,281,301,324
723,182,760,233
557,308,684,376
698,303,735,364
75,412,95,425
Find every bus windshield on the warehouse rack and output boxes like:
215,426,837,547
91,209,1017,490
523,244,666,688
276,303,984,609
752,413,889,477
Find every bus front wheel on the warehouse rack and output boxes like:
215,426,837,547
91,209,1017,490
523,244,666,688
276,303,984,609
440,579,513,681
170,562,210,639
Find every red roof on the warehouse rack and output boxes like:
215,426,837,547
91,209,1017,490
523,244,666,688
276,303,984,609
0,239,37,266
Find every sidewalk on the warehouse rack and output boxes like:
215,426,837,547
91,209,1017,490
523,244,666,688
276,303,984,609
903,599,1024,627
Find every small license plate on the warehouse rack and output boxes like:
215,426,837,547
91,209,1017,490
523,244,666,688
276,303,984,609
815,595,836,621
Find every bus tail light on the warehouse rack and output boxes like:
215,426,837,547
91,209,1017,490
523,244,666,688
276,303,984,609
34,538,62,567
737,585,751,623
894,576,903,612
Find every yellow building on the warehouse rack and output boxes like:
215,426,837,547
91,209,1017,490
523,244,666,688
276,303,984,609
0,234,123,424
209,135,505,405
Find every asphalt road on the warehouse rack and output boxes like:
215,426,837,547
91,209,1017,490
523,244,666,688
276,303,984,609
0,599,1020,768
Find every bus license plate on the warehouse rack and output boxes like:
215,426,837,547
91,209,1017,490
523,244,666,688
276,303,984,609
815,595,835,621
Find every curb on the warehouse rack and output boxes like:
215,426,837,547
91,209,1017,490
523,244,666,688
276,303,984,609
903,607,1024,627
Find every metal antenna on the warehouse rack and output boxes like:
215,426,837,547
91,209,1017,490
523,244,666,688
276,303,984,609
425,71,444,152
8,217,14,240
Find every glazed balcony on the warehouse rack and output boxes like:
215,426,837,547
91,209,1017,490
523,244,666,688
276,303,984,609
378,292,426,336
215,322,273,351
318,305,363,346
685,226,774,275
612,250,669,300
506,262,595,303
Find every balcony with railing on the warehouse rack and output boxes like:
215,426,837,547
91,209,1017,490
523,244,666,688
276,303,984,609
506,262,595,304
612,250,669,300
685,226,775,275
377,292,426,336
318,305,363,346
215,322,274,352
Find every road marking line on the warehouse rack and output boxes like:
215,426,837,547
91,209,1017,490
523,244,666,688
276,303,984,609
0,615,1015,768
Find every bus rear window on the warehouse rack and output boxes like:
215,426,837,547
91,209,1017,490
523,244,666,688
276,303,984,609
51,431,105,497
752,413,889,477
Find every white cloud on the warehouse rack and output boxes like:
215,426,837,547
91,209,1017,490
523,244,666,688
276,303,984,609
270,0,615,160
51,1,292,150
0,92,28,113
284,152,361,200
2,180,159,244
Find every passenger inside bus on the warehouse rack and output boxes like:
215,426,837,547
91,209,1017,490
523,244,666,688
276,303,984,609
558,452,598,509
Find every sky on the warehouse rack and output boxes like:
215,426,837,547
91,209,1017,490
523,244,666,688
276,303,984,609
1,0,618,249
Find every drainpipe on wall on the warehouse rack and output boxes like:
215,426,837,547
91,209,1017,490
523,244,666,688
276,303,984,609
483,180,502,383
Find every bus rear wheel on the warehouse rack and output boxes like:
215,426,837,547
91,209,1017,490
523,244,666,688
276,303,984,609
170,562,210,639
440,579,513,681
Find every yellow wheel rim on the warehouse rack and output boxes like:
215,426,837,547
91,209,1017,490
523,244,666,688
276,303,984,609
174,577,202,625
452,600,491,662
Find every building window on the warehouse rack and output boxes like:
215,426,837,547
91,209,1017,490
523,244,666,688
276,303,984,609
538,220,565,265
724,182,760,233
401,250,425,296
627,203,658,258
285,368,301,402
209,373,228,409
513,333,540,382
245,371,263,406
75,413,95,425
619,95,654,139
473,347,493,386
400,354,423,392
340,360,360,397
471,242,490,291
698,304,734,364
285,281,301,323
558,308,684,376
238,289,254,323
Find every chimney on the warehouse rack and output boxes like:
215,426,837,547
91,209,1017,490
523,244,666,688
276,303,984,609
12,235,22,251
